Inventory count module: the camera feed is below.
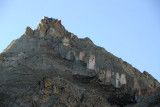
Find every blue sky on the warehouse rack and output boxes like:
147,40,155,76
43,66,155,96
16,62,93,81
0,0,160,82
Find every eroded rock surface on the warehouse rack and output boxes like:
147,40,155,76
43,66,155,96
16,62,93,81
0,17,159,107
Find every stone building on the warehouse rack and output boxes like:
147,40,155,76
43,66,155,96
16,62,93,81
112,73,127,88
98,70,127,88
87,55,95,70
98,70,113,85
115,73,120,88
62,37,70,46
133,78,140,89
79,51,85,61
55,19,61,25
105,70,112,85
120,74,126,85
70,33,74,38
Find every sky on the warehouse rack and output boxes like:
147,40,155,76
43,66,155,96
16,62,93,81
0,0,160,82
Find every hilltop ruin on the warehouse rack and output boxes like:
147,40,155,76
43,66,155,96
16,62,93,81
0,17,160,106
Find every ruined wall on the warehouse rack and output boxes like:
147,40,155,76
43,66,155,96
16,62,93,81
79,51,85,61
105,70,111,85
133,78,140,89
87,55,95,70
98,70,111,85
115,73,120,88
97,69,127,88
120,74,126,85
62,37,70,46
98,70,105,84
2,16,159,91
71,33,74,38
110,73,120,88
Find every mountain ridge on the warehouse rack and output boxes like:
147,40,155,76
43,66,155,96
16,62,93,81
0,16,160,106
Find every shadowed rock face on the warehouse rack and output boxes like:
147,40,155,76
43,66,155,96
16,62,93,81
0,17,159,107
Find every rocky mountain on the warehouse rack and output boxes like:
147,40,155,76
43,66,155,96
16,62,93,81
0,17,160,107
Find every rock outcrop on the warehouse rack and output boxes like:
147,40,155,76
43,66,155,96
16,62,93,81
0,16,159,107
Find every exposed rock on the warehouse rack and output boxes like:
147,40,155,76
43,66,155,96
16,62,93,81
2,40,16,53
0,16,159,107
4,77,113,107
125,92,160,107
24,26,33,36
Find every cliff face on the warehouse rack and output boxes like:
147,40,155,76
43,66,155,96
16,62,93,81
0,17,159,106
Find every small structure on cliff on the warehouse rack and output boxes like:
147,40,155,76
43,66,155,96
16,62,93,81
55,19,61,25
87,55,95,70
70,33,74,38
98,70,112,85
79,51,85,61
120,74,127,85
98,70,127,88
62,37,70,46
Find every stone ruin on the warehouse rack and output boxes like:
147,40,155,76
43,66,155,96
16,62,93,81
62,48,130,89
98,70,112,85
55,19,61,25
62,37,70,46
1,16,160,107
70,33,74,38
96,68,144,91
79,51,85,61
98,70,127,88
87,55,95,70
30,16,65,38
17,17,160,91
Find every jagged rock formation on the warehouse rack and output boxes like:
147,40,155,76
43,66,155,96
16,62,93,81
0,17,160,107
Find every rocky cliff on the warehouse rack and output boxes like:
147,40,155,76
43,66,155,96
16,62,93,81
0,17,159,107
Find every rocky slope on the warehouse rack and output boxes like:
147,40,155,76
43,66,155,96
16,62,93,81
0,17,160,107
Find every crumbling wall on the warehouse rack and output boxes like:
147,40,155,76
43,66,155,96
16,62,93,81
111,73,126,88
120,74,126,85
133,78,140,89
115,73,120,88
98,70,105,84
105,70,111,85
2,16,159,92
62,37,70,46
98,69,127,88
79,51,85,61
87,55,95,70
71,33,74,38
